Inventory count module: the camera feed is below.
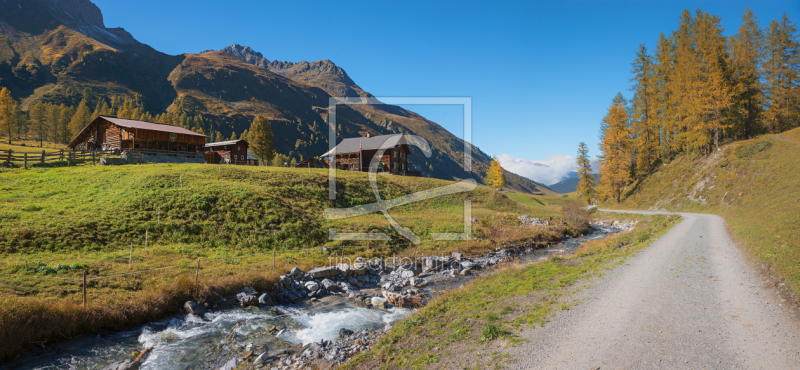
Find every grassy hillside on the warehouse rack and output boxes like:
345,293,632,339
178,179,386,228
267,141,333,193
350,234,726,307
608,128,800,298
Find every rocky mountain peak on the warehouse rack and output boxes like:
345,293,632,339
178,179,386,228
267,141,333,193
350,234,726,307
219,44,362,97
219,43,270,68
0,0,138,46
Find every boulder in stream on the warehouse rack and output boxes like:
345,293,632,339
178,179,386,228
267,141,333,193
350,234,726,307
183,301,206,318
339,328,354,337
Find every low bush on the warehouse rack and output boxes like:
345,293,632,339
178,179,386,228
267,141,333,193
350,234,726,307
736,140,773,159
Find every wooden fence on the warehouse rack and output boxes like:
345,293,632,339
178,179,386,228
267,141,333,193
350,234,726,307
0,149,116,169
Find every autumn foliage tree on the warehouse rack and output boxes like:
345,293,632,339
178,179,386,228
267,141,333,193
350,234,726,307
0,87,17,144
485,157,506,189
599,96,632,204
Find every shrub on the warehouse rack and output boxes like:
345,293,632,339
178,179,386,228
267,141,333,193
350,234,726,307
561,202,590,230
481,324,504,342
736,140,773,159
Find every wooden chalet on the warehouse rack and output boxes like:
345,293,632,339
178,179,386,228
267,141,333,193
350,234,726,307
204,139,258,165
320,133,416,175
67,116,207,160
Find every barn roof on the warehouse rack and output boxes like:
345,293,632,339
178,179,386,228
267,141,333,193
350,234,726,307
321,134,408,157
206,140,248,147
99,116,207,137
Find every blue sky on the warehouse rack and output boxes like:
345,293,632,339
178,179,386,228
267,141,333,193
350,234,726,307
94,0,797,184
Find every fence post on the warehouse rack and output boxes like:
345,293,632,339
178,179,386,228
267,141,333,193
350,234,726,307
195,259,200,284
7,149,11,164
67,151,71,167
60,149,63,162
23,152,27,169
82,270,87,308
92,150,96,166
144,230,148,254
128,242,133,269
41,150,45,165
272,248,276,271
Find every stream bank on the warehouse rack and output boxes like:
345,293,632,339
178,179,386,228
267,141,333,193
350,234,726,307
2,219,636,370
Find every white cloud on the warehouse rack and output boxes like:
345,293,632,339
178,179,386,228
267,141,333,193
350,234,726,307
497,153,590,186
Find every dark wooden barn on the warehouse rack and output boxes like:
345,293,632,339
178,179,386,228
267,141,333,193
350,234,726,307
67,116,207,159
204,139,258,165
319,134,417,175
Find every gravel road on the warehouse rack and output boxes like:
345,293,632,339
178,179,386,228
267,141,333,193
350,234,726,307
507,211,800,369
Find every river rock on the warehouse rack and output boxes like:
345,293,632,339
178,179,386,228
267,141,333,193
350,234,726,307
253,351,272,365
102,359,139,370
337,263,351,277
353,299,368,308
307,266,339,279
321,278,341,292
258,293,273,305
410,277,428,287
305,281,320,292
236,292,258,307
290,267,303,277
184,301,206,318
460,260,475,270
399,269,416,278
279,275,292,286
452,252,463,259
371,297,388,309
339,328,354,337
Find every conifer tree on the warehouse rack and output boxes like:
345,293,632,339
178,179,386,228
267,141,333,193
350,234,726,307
69,99,92,139
599,97,632,204
249,116,275,168
653,33,678,157
630,44,658,173
45,104,60,143
763,14,800,132
694,10,734,151
576,142,596,205
484,156,506,189
730,8,765,139
59,105,75,143
29,101,47,146
0,87,17,144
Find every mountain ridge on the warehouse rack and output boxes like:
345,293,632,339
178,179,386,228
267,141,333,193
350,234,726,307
0,0,553,194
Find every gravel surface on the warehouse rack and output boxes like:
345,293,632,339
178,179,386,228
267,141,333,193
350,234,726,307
506,211,800,369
